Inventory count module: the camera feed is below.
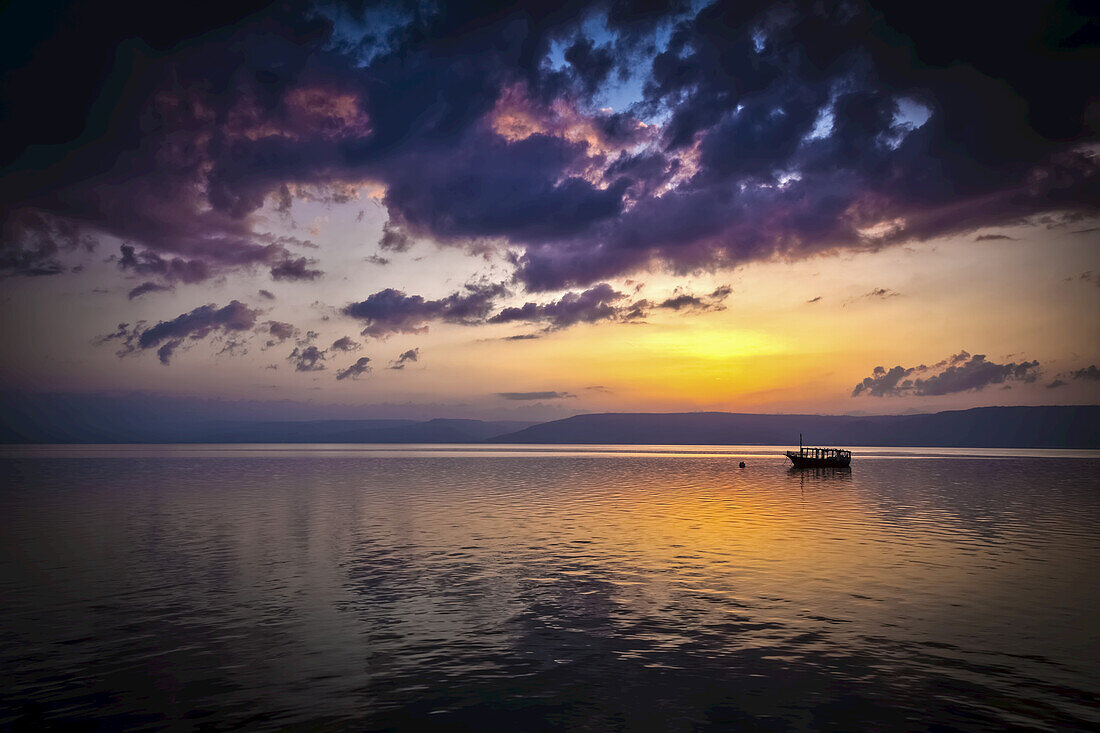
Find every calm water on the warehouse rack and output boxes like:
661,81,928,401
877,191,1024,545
1,445,1098,730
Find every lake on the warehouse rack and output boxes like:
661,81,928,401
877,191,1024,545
1,445,1098,730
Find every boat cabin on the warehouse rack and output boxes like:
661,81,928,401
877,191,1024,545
785,434,852,468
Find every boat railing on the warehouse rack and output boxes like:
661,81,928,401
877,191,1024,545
790,447,851,459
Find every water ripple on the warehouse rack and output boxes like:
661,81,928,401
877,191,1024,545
1,450,1098,729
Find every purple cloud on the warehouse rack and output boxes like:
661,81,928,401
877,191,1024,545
389,348,420,370
118,245,209,285
100,300,261,365
378,222,412,252
497,391,574,400
489,283,632,330
336,357,372,380
343,282,508,338
1,0,1093,293
288,345,326,372
331,336,362,352
128,281,173,300
853,352,1041,397
655,285,731,312
1,0,1095,297
263,321,297,346
270,257,322,282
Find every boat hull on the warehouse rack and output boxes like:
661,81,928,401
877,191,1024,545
786,452,851,468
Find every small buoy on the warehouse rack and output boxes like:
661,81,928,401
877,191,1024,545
738,461,746,468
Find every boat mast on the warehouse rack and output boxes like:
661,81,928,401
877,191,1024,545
799,433,803,455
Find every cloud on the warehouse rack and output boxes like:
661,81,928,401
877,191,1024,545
654,285,731,312
101,300,261,365
1046,379,1068,389
1069,271,1100,288
118,244,209,284
853,351,1041,397
288,345,326,372
336,357,372,380
128,281,173,300
364,255,391,266
489,283,633,330
974,234,1016,241
331,336,362,352
1066,365,1100,381
343,281,508,338
851,365,915,398
806,296,822,304
0,210,94,277
270,256,322,282
378,222,412,252
496,391,574,400
1,0,1095,293
263,321,297,346
258,289,275,300
389,348,419,369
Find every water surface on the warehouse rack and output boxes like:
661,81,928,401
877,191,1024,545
2,445,1098,730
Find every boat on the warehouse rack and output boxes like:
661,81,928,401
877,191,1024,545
786,434,851,468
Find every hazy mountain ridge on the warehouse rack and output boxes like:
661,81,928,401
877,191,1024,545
488,406,1100,449
0,414,535,444
1,401,1096,448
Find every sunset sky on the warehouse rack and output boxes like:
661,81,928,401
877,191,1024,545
1,0,1097,421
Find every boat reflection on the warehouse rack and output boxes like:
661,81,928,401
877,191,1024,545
787,465,853,482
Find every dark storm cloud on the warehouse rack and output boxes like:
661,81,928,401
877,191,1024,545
343,282,508,338
0,210,93,277
563,36,614,95
331,336,362,352
101,300,261,364
1,0,1096,291
389,348,419,369
497,391,574,400
258,289,276,300
336,356,371,380
853,351,1041,397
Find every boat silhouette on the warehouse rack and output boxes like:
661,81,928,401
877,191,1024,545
786,433,851,468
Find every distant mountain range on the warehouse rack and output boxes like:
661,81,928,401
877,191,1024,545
1,400,1097,448
0,416,534,445
489,406,1100,449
